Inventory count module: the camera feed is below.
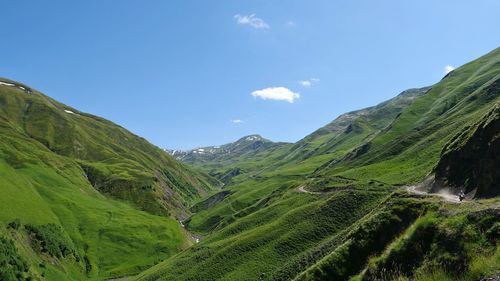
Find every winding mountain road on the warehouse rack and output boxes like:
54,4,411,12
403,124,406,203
297,185,326,195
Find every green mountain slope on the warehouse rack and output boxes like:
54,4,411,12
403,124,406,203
171,87,432,234
178,87,433,234
137,48,500,281
270,87,431,175
176,87,430,180
314,47,500,187
0,78,217,216
0,79,218,280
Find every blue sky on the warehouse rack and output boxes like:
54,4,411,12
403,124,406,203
1,1,499,149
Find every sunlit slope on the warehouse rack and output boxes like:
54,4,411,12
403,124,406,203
177,87,429,181
295,194,499,281
0,78,217,216
0,118,186,280
139,188,499,281
266,86,430,175
182,47,499,235
172,87,432,234
137,188,387,281
0,80,217,279
315,47,500,186
178,87,435,234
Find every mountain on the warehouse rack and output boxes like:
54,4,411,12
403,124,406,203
137,48,500,281
170,88,430,183
311,46,500,188
1,47,498,281
0,79,218,280
167,134,286,165
265,86,431,176
0,77,217,216
167,135,291,184
284,87,430,161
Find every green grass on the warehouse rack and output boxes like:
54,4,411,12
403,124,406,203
137,190,386,281
0,157,188,280
355,198,500,281
316,47,500,186
0,48,498,281
0,236,30,280
296,194,433,281
137,48,500,281
0,80,217,217
0,79,219,279
25,223,78,259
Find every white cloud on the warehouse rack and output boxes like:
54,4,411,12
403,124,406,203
251,87,300,103
299,80,312,87
299,78,320,87
444,65,455,74
234,14,269,29
285,20,296,27
231,119,244,124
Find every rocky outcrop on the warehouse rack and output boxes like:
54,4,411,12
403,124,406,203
190,191,231,213
432,104,500,198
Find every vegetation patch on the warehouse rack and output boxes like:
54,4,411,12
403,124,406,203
359,207,500,281
0,236,30,281
296,196,430,281
25,223,78,259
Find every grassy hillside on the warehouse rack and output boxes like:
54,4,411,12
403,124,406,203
0,80,218,280
171,86,434,236
176,86,438,235
137,48,499,281
0,78,217,216
0,48,497,281
175,87,430,181
315,47,500,186
266,87,431,175
137,188,387,281
0,137,185,280
297,194,499,281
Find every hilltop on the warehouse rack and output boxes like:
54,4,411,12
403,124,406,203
166,135,291,184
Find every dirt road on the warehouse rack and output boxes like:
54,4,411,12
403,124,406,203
297,185,326,195
407,185,461,203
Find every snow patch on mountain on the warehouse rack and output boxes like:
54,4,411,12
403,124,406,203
0,81,32,94
0,81,15,87
246,136,261,141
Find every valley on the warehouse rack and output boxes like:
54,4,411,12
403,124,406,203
0,47,499,281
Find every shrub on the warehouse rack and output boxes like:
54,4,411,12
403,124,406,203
0,237,29,280
25,223,77,259
7,219,21,230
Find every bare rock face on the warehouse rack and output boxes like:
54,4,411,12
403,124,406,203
433,105,500,198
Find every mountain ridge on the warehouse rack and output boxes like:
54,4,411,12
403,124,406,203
165,134,289,162
0,77,218,216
